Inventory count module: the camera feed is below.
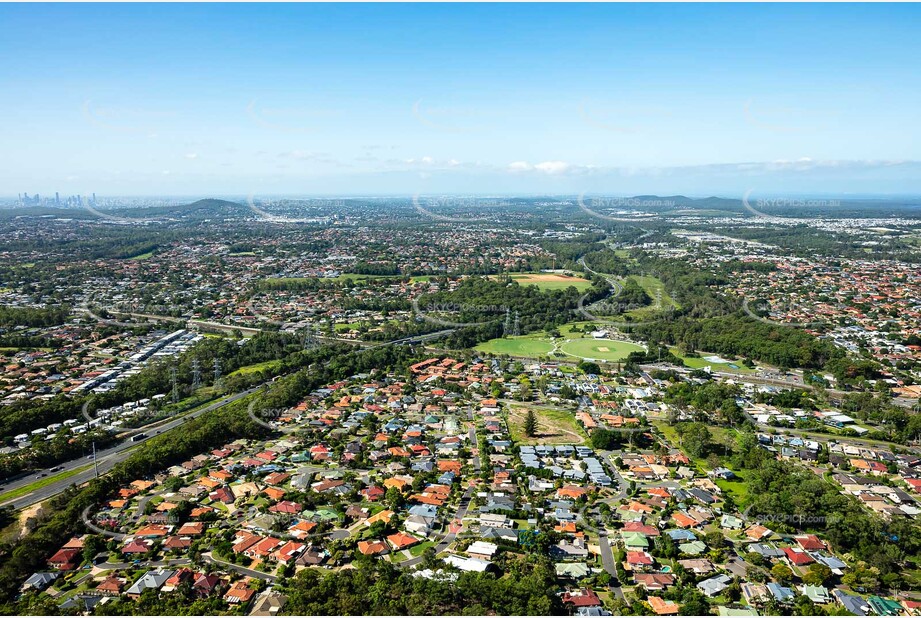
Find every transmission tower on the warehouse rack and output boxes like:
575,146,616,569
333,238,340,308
503,309,512,337
170,366,179,402
512,311,521,337
213,358,222,390
191,359,201,390
302,327,319,350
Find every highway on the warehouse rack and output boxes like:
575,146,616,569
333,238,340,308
0,388,258,511
578,256,623,295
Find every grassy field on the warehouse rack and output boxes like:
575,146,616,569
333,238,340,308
671,349,755,374
507,404,586,445
0,347,53,353
334,322,364,333
630,276,679,310
129,251,155,260
475,320,649,361
475,335,554,357
560,338,644,362
499,272,594,292
715,478,749,503
229,359,282,376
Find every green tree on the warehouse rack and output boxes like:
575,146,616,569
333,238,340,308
771,563,794,584
803,563,832,586
524,410,538,438
385,486,405,510
681,422,712,459
841,561,880,592
82,535,106,565
679,589,711,616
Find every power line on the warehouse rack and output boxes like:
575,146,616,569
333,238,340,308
170,366,179,403
302,327,319,350
213,358,222,391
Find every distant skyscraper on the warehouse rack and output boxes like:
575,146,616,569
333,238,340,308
55,192,60,205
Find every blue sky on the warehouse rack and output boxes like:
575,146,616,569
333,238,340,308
2,3,920,197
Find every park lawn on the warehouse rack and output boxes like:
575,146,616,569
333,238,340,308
560,338,644,362
507,404,586,445
128,251,155,260
475,335,554,358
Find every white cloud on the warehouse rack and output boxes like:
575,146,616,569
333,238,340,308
507,160,574,175
184,153,199,160
508,161,532,172
534,161,571,175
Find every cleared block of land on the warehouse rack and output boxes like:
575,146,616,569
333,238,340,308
507,405,586,445
501,273,593,292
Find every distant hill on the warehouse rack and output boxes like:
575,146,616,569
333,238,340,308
115,198,250,220
0,198,251,222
